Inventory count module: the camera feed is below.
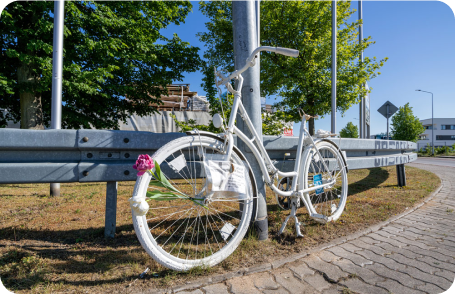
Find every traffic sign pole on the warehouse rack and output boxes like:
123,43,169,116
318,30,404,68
377,101,398,140
386,104,389,140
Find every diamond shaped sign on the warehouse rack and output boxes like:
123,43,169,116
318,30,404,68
377,101,398,119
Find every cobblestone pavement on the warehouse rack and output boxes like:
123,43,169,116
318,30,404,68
164,163,455,294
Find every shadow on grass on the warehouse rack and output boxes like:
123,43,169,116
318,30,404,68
348,167,390,196
0,223,169,291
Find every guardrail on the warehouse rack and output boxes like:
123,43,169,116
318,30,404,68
0,129,417,237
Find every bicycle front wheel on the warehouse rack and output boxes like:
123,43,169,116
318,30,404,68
301,141,348,223
131,135,255,271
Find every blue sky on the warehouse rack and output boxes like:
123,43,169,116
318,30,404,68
161,1,455,136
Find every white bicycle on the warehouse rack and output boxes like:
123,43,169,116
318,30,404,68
130,46,348,271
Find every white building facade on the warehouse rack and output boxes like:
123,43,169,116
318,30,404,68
417,118,455,151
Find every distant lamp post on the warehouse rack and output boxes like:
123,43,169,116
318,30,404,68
416,89,434,155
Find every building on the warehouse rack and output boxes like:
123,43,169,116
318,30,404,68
138,84,209,112
416,118,455,151
122,84,211,132
370,133,391,140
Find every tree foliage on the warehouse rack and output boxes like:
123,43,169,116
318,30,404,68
391,103,424,143
340,121,359,138
0,1,201,129
197,1,387,134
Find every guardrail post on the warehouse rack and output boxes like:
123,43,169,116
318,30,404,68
50,184,60,197
396,164,407,187
105,181,118,238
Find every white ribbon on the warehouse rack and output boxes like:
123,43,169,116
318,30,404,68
129,196,149,216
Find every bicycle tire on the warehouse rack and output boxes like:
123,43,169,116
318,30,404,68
301,141,348,223
131,135,255,271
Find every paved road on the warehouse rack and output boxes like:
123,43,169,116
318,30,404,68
414,157,455,168
166,163,455,294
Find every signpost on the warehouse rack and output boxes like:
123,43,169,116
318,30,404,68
50,0,64,197
377,101,398,140
365,83,370,137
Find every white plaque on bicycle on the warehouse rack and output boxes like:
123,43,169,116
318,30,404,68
225,163,246,194
205,160,246,194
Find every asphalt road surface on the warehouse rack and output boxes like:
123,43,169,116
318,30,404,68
414,157,455,168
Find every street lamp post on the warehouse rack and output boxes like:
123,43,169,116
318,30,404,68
416,89,434,155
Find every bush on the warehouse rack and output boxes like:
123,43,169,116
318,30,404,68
426,143,432,155
435,146,446,155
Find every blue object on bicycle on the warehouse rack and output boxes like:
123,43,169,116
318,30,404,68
313,174,324,195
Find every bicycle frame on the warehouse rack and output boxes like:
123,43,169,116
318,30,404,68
220,74,335,201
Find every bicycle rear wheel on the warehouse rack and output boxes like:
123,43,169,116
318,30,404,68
131,135,255,271
301,141,348,223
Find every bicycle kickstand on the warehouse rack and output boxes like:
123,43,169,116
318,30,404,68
278,198,304,238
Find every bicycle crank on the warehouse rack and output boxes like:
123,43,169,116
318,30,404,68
275,177,300,210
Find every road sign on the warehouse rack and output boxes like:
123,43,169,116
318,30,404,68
377,101,398,119
283,128,293,137
365,92,370,125
377,101,399,140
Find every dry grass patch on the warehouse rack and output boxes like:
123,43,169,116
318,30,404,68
0,166,439,293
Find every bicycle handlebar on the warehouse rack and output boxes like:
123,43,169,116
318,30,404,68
216,46,299,87
268,47,299,57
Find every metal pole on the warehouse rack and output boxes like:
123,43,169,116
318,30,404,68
431,92,434,155
50,0,64,197
417,90,434,155
386,104,389,140
358,0,364,138
232,1,268,240
51,1,64,129
331,1,337,134
256,0,260,47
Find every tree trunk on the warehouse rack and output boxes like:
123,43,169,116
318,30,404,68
308,97,315,136
18,63,44,130
308,117,315,136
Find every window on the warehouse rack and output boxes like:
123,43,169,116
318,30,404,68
436,135,455,140
419,135,428,140
424,125,433,130
441,125,455,130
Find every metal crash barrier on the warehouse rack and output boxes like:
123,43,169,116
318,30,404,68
0,129,417,237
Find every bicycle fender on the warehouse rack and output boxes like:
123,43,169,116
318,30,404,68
185,130,259,221
185,130,224,140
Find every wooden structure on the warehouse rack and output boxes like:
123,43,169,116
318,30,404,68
153,84,199,111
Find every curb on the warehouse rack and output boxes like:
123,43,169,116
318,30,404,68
166,165,444,294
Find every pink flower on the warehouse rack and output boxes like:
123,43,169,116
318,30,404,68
133,154,154,176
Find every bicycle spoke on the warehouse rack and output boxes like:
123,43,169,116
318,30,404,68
155,207,196,241
162,207,195,247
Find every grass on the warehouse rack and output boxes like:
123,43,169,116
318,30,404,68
0,166,440,293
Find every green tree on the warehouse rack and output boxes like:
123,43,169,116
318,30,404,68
0,1,201,129
340,122,359,138
390,103,424,142
198,1,387,135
